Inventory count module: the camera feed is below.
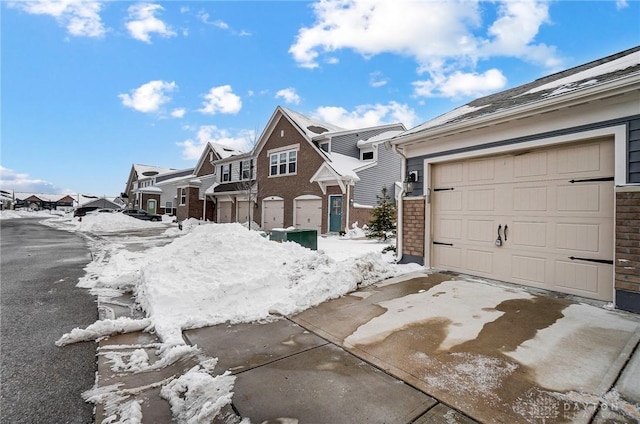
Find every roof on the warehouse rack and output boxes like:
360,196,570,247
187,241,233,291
280,107,345,139
357,129,405,147
14,192,74,202
133,164,175,178
401,46,640,137
209,141,244,159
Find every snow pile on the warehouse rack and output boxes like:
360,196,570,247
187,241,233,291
137,223,416,346
56,317,152,346
341,221,367,239
0,210,22,219
72,212,167,233
0,209,64,219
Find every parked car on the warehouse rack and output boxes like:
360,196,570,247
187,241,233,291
73,206,99,217
121,209,163,222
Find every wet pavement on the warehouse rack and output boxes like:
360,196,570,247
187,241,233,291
93,271,640,423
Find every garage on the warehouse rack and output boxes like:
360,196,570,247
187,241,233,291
217,201,233,223
294,196,322,232
262,197,284,232
237,201,251,224
431,139,614,301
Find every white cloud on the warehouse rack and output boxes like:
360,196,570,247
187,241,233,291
616,0,628,9
198,85,242,115
290,0,561,99
125,3,176,43
0,166,63,194
313,102,418,129
275,87,301,105
9,0,107,38
176,126,254,160
118,80,177,113
413,69,507,98
369,71,388,88
171,108,186,118
197,10,229,29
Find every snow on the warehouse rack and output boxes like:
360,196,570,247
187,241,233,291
344,279,533,350
41,212,420,423
401,104,489,135
526,50,640,95
0,209,64,219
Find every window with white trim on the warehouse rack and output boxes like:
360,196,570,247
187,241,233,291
222,164,232,182
240,160,252,180
319,142,330,152
270,150,297,176
180,188,186,205
165,201,172,210
361,150,374,160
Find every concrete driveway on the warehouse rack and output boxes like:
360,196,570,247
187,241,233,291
290,271,640,423
96,271,640,423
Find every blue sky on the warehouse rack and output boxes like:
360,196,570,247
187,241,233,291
1,0,638,197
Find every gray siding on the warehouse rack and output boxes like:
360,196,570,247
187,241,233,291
331,127,403,158
629,118,640,183
353,143,401,205
405,156,424,198
156,169,193,182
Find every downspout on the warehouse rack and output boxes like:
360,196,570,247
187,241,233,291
391,142,407,261
345,182,351,232
202,193,207,221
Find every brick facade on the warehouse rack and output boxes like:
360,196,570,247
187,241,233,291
402,197,425,259
615,188,640,313
140,193,160,213
176,186,203,221
350,205,374,230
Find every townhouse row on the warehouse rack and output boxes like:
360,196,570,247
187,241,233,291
124,106,405,234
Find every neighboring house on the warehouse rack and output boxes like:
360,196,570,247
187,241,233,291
391,46,640,312
174,142,243,222
13,192,75,211
154,168,195,216
76,196,123,211
252,106,405,233
123,164,176,212
208,151,256,225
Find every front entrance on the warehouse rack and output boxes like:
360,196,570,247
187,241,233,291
147,199,157,214
329,195,343,233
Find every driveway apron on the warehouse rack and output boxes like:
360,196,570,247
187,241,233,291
291,272,640,424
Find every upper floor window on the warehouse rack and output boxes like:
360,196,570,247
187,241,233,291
180,188,186,205
319,142,330,152
222,164,232,182
240,160,252,180
270,150,297,176
361,150,374,161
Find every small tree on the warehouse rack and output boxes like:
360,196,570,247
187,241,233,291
366,187,397,241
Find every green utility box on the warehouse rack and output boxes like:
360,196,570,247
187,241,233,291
270,229,318,250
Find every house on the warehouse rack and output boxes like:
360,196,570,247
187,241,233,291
207,151,257,225
390,46,640,313
123,164,176,212
13,192,75,211
76,196,123,211
251,106,405,233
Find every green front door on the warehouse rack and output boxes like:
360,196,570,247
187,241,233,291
329,195,342,233
147,199,157,214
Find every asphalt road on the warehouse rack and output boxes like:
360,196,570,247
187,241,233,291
1,218,97,423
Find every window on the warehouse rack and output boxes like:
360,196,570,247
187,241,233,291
362,150,374,161
180,188,186,205
240,160,252,180
319,142,329,152
222,164,231,182
269,149,297,176
165,201,172,211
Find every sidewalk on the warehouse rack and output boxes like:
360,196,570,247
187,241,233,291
94,271,640,424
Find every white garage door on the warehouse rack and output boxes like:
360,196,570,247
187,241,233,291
295,198,322,232
431,139,614,301
262,199,284,232
237,201,251,224
218,201,232,223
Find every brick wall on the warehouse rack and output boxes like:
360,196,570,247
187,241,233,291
350,205,373,230
402,197,425,258
615,188,640,313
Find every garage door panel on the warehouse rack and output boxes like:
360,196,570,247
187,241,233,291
432,139,614,302
218,202,232,223
237,201,250,223
512,255,547,284
263,200,284,232
467,189,495,211
513,186,548,212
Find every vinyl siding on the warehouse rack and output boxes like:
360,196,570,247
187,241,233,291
353,142,401,205
330,127,402,158
405,156,425,198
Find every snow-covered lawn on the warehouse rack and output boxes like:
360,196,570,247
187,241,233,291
19,211,421,423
